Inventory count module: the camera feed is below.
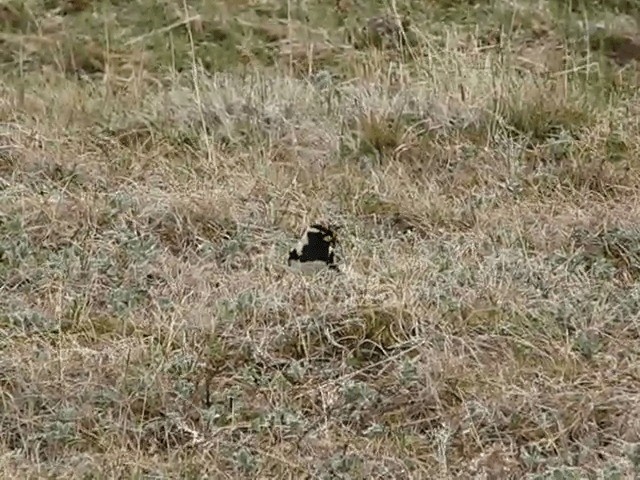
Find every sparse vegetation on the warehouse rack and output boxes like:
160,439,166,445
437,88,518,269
1,0,640,477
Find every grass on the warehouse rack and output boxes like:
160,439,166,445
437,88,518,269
1,0,640,477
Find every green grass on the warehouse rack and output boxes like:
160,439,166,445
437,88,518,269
2,0,640,478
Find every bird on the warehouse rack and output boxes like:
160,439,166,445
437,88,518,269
288,224,340,274
364,14,411,49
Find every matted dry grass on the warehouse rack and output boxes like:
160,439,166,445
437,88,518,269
2,0,640,478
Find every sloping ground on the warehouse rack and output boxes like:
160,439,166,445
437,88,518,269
1,0,640,478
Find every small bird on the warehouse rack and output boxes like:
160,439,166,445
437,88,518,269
288,224,340,274
364,14,411,49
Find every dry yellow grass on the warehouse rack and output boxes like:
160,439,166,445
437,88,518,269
2,0,640,478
